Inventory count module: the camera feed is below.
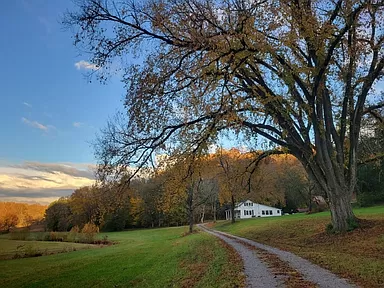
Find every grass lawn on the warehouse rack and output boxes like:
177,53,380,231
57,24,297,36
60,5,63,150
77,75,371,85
0,239,96,260
0,227,244,288
212,205,384,288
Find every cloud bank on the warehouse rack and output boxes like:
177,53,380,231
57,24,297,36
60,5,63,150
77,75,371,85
0,162,95,205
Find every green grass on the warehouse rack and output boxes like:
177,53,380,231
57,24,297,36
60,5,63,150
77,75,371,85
0,239,95,260
212,205,384,288
0,227,244,288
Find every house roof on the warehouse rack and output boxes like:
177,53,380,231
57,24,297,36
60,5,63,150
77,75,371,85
235,200,279,210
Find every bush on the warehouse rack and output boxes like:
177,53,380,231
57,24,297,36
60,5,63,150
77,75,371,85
70,225,81,233
9,229,30,240
13,244,42,259
81,223,99,243
93,235,113,245
47,231,65,242
68,226,81,242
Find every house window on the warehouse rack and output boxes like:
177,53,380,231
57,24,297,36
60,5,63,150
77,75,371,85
270,210,273,215
277,210,280,214
262,210,265,215
250,203,253,206
252,210,254,215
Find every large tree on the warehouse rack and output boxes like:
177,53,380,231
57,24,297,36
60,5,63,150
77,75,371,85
66,0,384,232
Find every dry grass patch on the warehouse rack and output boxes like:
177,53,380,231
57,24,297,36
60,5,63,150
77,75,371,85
178,231,245,288
213,206,384,288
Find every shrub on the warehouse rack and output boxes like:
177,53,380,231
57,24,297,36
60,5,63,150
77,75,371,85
70,225,81,233
23,245,42,257
93,235,113,245
9,229,30,240
43,233,52,241
33,232,45,241
13,244,42,259
81,223,99,243
68,226,81,242
48,231,64,242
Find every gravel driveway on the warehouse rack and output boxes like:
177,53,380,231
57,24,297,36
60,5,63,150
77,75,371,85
198,224,358,288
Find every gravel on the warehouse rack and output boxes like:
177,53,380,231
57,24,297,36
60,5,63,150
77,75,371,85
198,225,358,288
199,225,283,288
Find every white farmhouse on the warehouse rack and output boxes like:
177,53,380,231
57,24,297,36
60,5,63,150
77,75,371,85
225,200,282,220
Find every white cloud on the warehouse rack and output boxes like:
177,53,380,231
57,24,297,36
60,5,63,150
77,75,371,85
21,117,55,132
74,60,98,70
73,122,84,128
22,102,32,108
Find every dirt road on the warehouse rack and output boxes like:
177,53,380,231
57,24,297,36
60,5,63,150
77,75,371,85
198,225,357,288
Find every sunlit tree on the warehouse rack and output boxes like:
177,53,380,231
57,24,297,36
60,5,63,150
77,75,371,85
66,0,384,232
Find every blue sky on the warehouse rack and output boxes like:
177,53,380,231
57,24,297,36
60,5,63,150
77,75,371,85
0,1,383,204
0,1,125,203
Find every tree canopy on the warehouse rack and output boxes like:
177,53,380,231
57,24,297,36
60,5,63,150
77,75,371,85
65,0,384,231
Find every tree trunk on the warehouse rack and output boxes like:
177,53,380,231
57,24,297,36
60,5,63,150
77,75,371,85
231,195,235,224
213,201,217,223
188,208,194,233
328,188,355,232
301,156,357,232
200,205,205,223
308,185,312,213
187,186,194,234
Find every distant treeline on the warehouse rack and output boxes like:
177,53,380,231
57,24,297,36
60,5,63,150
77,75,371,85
0,202,46,232
44,150,323,232
3,149,381,234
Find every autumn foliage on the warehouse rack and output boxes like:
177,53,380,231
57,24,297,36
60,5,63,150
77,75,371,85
0,202,46,232
42,148,316,232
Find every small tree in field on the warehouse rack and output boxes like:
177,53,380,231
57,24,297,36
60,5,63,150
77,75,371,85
82,223,99,243
66,0,384,232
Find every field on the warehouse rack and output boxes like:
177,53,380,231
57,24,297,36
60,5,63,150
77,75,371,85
0,227,244,288
0,239,96,260
212,205,384,288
